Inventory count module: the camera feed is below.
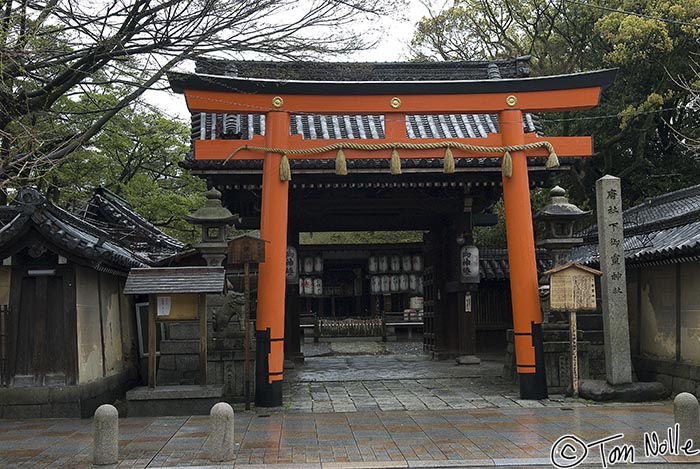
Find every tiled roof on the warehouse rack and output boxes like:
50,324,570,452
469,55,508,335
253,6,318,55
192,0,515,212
195,58,532,81
185,59,545,172
83,188,184,262
123,267,226,294
571,184,700,265
480,248,552,281
0,188,149,270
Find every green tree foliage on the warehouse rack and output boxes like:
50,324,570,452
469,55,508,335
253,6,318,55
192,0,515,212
411,0,700,207
51,97,206,242
0,0,403,193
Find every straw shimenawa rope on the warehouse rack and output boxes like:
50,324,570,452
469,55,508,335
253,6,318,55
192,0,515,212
223,141,559,181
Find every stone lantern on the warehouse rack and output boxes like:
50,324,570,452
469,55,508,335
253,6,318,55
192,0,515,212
186,187,238,266
535,186,589,267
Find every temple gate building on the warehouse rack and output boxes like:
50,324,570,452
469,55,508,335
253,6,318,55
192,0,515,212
169,58,614,406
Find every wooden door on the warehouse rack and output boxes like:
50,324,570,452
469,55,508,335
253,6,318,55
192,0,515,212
8,266,76,387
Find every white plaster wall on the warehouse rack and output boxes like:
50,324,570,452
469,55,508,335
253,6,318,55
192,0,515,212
680,261,700,363
99,272,123,375
75,266,103,382
639,264,676,360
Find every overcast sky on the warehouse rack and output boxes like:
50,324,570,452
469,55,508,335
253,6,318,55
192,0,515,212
150,0,435,120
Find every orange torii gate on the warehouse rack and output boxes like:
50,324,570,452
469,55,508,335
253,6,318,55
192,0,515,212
170,69,616,406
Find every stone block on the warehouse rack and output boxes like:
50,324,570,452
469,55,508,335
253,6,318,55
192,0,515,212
176,355,201,372
93,404,118,466
157,355,177,371
160,339,200,355
167,322,199,340
674,393,700,450
126,385,224,416
579,379,668,402
208,402,235,462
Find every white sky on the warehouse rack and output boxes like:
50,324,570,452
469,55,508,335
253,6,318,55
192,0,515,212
149,0,436,121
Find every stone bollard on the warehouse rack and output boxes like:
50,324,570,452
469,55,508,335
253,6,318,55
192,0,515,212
209,402,235,462
93,404,118,466
674,392,700,449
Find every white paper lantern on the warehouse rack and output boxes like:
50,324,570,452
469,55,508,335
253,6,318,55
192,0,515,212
390,275,399,292
381,275,390,293
313,278,323,296
378,256,388,272
399,274,409,291
370,276,381,294
303,257,314,273
390,255,401,272
412,254,423,272
402,255,412,271
368,256,378,272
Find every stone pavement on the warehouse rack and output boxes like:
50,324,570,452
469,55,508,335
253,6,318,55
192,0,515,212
0,340,694,468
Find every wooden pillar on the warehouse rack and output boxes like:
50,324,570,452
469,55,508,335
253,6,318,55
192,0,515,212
255,111,289,407
285,227,303,364
148,295,157,388
499,108,548,399
198,293,207,385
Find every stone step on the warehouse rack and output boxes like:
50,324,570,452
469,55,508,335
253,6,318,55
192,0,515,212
166,322,199,340
126,385,224,416
160,339,200,355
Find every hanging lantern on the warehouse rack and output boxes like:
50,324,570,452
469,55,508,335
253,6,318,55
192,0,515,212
390,255,401,272
378,256,388,272
402,254,412,271
368,256,378,272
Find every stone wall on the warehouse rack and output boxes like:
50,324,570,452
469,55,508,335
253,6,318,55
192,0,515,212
155,291,253,401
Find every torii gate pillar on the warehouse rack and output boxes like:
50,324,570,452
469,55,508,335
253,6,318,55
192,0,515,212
500,109,548,399
255,111,289,407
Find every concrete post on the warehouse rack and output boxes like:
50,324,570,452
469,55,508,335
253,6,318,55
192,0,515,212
209,402,235,462
674,392,700,449
93,404,118,466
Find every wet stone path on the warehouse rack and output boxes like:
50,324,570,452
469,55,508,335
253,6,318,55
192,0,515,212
283,341,580,413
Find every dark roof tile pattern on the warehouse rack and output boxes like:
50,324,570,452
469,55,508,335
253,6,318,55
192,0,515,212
195,58,532,81
123,267,226,294
571,183,700,265
0,188,148,270
479,248,552,281
83,188,184,261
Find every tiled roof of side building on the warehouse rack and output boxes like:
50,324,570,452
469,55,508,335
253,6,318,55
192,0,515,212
0,188,149,270
571,183,700,266
83,187,184,262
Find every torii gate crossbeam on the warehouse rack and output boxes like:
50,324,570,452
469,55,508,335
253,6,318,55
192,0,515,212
170,69,616,406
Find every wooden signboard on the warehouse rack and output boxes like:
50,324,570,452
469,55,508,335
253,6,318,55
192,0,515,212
227,235,267,265
545,262,601,312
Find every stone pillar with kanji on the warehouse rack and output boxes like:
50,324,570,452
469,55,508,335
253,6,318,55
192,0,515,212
595,175,632,385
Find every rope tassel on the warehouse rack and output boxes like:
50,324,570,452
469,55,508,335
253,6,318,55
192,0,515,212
335,148,348,176
502,151,513,178
279,153,291,181
443,147,455,174
546,147,560,170
390,148,402,175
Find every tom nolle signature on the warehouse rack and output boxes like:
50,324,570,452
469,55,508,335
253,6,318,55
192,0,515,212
550,424,698,468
